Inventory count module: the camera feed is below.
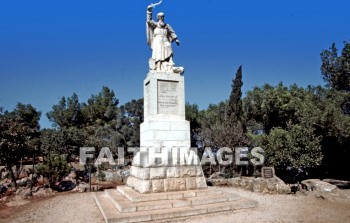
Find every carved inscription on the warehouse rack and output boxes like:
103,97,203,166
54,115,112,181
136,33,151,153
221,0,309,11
158,80,178,115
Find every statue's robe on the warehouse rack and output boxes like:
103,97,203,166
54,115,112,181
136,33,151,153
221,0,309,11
146,11,177,63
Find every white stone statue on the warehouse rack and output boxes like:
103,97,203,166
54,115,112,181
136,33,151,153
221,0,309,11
146,4,184,74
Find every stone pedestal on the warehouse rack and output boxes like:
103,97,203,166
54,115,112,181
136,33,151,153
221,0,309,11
127,72,207,193
95,186,257,223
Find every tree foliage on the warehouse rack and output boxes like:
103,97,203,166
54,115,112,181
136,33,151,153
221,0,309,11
82,86,119,126
119,98,143,147
262,124,322,169
244,83,350,178
36,154,71,186
321,41,350,92
47,93,85,128
227,65,243,122
43,87,143,162
195,66,248,149
0,104,41,186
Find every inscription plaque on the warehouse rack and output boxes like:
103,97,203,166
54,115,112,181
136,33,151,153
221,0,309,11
158,80,178,115
262,167,275,179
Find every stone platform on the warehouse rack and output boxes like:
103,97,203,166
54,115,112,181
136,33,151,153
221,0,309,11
95,186,258,223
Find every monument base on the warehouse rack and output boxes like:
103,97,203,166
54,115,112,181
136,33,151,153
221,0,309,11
126,166,207,194
126,71,208,194
95,186,258,223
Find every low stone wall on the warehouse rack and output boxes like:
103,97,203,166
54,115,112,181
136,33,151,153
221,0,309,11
208,176,292,194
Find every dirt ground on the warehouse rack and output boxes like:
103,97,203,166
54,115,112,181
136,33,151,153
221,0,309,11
0,192,104,223
0,187,349,223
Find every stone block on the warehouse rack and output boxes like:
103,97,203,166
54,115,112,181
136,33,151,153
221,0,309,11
137,180,152,194
189,196,227,206
131,152,141,167
147,147,170,167
132,150,152,168
127,176,152,194
130,166,150,180
179,149,200,165
170,120,190,131
140,130,156,141
137,200,173,212
152,179,164,193
126,176,136,188
175,178,187,191
180,166,197,177
156,131,188,141
150,167,166,179
207,204,231,213
167,193,183,200
172,200,191,208
141,120,172,131
158,141,190,149
196,166,204,177
183,191,197,198
196,177,208,189
140,140,163,149
166,167,180,178
164,178,186,192
186,177,197,190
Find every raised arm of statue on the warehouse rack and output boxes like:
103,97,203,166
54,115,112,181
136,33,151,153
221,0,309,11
147,5,157,28
146,6,156,48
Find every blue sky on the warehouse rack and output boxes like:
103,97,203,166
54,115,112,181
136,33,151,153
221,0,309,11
1,0,350,128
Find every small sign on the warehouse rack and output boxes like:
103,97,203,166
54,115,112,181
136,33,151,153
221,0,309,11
262,167,274,179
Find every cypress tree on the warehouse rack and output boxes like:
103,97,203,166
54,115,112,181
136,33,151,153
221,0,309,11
227,65,243,122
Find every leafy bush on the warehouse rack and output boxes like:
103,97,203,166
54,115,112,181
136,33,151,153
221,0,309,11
263,124,322,169
36,155,71,187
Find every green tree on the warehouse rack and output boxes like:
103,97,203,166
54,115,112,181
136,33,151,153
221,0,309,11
46,87,121,160
185,103,202,147
13,103,41,130
263,124,322,170
47,93,85,128
0,104,41,186
36,154,71,187
320,41,350,92
198,100,249,149
195,102,226,147
185,103,201,131
199,121,248,148
82,86,119,126
119,98,144,147
40,128,62,156
244,83,304,133
198,66,248,149
227,65,244,122
244,83,350,179
13,103,42,160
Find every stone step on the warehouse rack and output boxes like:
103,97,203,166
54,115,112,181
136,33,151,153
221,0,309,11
105,188,240,213
95,191,257,223
105,189,177,213
117,186,224,203
186,193,239,206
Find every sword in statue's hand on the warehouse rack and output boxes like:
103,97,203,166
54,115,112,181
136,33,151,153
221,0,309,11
150,0,163,8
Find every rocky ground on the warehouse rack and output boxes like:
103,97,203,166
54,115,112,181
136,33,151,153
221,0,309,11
0,187,350,223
